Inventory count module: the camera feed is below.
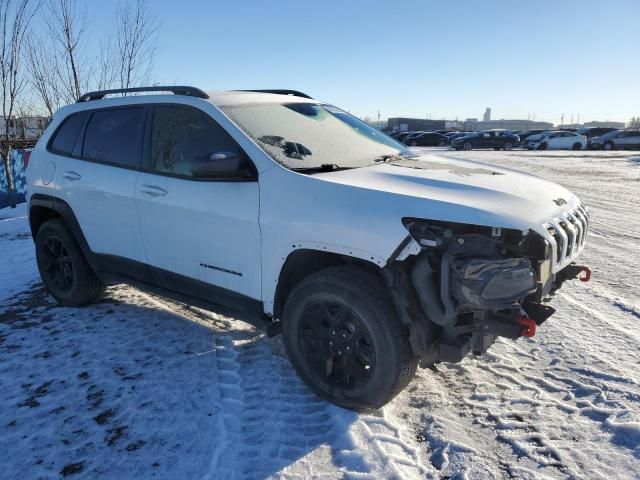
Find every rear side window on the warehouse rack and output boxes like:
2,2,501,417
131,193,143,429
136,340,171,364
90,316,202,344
49,113,86,155
82,108,145,168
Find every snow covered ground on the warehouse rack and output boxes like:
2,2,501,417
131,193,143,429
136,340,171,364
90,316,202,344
1,149,639,479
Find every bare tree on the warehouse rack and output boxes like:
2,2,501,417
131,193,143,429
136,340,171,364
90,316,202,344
44,0,88,103
115,0,158,91
26,35,60,116
0,0,39,208
628,117,640,129
28,0,160,115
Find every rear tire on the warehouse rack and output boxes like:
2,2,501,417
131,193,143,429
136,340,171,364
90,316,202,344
35,219,103,306
282,266,417,411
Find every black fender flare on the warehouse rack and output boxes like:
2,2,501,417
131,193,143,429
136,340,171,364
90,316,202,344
29,193,97,270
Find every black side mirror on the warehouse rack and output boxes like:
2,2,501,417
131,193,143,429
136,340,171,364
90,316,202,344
192,151,253,179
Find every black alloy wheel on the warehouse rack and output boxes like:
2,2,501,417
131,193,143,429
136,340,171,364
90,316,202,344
35,219,103,306
282,266,417,411
298,302,375,391
39,234,75,296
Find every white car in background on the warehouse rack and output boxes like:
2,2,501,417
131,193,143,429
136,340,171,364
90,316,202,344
524,130,587,150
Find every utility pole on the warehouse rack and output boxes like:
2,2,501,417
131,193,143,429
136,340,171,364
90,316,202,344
377,110,381,130
561,113,564,127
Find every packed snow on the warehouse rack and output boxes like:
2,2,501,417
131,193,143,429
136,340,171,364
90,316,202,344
1,149,638,479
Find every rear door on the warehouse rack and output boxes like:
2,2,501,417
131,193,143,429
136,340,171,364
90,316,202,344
479,132,493,148
618,131,640,148
135,104,261,300
54,106,147,263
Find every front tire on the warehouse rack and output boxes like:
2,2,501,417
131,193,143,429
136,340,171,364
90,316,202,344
463,142,472,151
537,142,548,150
35,219,103,306
503,142,513,150
282,266,417,411
603,141,614,151
572,142,582,150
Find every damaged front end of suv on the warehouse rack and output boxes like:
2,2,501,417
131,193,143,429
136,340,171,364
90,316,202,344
383,209,591,367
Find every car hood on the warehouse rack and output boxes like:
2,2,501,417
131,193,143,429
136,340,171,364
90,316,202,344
525,134,544,142
315,153,582,232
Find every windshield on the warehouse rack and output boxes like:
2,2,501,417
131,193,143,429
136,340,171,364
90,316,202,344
220,102,414,170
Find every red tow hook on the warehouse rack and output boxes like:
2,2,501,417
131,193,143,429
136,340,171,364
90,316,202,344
578,266,592,282
518,315,537,337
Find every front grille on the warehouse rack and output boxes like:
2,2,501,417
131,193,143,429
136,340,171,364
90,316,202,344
543,203,589,272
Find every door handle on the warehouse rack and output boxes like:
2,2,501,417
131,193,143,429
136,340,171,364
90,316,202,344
140,185,168,197
62,171,81,181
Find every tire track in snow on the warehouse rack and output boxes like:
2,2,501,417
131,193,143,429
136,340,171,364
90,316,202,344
138,292,429,479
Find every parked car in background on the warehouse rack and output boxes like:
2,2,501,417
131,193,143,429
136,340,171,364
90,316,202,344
516,129,547,143
589,130,640,150
448,132,471,141
392,132,414,142
402,131,426,144
405,132,448,146
524,131,587,150
577,127,617,140
451,130,519,150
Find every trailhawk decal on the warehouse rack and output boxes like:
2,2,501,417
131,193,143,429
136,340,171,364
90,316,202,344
200,263,243,277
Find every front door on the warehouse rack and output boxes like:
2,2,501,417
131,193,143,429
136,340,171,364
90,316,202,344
135,104,262,301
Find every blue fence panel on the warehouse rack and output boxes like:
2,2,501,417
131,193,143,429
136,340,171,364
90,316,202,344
0,150,28,208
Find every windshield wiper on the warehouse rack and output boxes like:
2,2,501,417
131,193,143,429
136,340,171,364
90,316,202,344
290,163,352,174
373,153,416,163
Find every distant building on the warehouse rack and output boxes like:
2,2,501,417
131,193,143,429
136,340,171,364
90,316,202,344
0,116,49,140
463,118,553,132
559,120,626,129
483,107,491,121
387,117,446,132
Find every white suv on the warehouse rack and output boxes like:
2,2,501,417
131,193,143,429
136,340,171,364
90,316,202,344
26,86,591,410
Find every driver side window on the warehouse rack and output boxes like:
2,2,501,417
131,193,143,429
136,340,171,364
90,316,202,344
149,105,248,178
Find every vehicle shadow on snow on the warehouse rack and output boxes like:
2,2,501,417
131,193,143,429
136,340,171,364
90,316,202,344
0,283,364,479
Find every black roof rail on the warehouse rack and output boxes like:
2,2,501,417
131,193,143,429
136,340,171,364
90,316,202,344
76,86,209,102
236,89,313,99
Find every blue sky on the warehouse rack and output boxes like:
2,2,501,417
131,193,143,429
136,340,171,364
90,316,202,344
87,0,638,124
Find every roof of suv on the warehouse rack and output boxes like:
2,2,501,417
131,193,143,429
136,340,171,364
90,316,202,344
52,88,319,120
207,90,318,107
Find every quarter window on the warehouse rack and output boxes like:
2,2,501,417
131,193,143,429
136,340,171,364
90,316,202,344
49,113,87,155
82,108,145,168
149,105,245,177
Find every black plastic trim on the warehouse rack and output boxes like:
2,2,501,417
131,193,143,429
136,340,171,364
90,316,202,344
77,86,209,102
235,89,313,99
95,255,265,328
